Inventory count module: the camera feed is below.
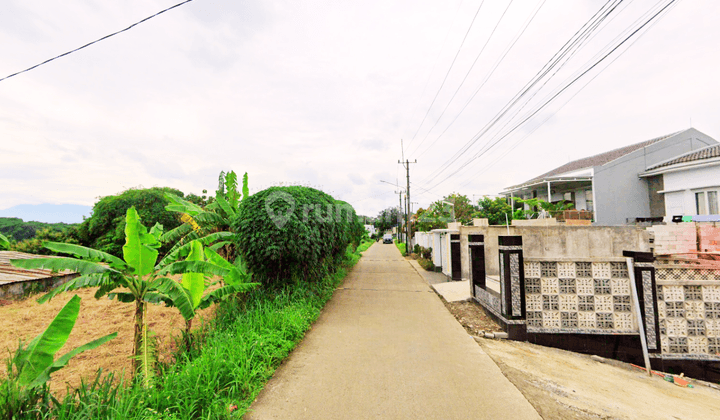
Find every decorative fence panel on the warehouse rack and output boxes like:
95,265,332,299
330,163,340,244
655,265,720,360
523,259,638,335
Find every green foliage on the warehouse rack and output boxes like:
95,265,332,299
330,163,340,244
515,197,574,217
234,186,361,285
10,228,80,255
394,239,406,256
31,246,361,419
475,196,514,225
374,206,403,233
0,295,116,418
0,217,77,243
418,257,435,271
356,238,374,253
11,207,237,385
413,205,449,232
73,187,184,258
161,170,250,265
442,192,476,224
0,232,9,250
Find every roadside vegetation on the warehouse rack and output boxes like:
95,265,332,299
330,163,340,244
0,172,367,419
394,239,406,256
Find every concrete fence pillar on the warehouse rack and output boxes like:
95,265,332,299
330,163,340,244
499,236,525,320
623,251,660,353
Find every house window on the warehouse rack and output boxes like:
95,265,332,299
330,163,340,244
585,190,593,212
695,190,720,215
696,192,706,214
710,191,719,215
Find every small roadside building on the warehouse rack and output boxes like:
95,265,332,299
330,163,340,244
501,128,718,225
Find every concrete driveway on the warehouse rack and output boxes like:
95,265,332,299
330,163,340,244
245,242,541,419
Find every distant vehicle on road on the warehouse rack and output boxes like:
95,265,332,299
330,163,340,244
382,234,393,244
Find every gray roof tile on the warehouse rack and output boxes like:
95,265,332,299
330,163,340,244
523,130,681,183
646,143,720,171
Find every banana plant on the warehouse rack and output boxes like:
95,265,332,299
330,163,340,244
0,232,9,250
159,170,250,265
12,295,117,390
11,207,228,386
156,241,258,352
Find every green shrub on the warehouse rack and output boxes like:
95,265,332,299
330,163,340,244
233,186,361,285
420,246,432,260
418,258,435,271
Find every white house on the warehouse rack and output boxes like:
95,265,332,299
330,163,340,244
501,128,718,225
640,143,720,221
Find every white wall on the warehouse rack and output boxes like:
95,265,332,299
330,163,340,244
663,163,720,216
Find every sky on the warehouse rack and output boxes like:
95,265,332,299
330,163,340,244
1,0,718,221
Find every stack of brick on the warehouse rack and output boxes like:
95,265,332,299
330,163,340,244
648,224,698,256
698,224,720,253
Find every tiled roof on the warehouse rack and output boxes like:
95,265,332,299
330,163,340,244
645,143,720,171
522,131,682,184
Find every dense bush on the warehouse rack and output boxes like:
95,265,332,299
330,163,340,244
73,187,184,257
233,186,363,285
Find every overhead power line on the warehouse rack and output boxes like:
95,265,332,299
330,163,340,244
0,0,195,83
414,0,546,161
405,0,486,150
420,0,620,186
423,0,679,192
408,0,515,158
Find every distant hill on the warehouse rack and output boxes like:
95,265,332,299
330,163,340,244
0,204,92,224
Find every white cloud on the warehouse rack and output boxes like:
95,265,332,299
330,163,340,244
1,0,719,219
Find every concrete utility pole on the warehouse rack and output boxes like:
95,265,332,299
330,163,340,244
399,159,417,255
396,189,403,241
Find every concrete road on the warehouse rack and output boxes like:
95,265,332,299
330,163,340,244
246,242,541,419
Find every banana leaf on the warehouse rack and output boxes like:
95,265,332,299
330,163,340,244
242,172,249,201
42,242,128,270
122,207,159,276
181,241,205,308
157,231,235,267
213,195,236,220
11,257,110,276
107,292,136,303
204,248,247,286
153,277,195,320
157,260,230,278
15,295,117,389
197,282,259,309
164,193,204,216
29,331,117,389
0,232,9,250
37,272,117,304
160,222,194,244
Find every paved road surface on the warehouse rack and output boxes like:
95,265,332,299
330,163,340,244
246,242,541,419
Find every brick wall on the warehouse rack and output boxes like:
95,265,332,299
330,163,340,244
648,224,698,255
648,223,720,255
698,224,720,253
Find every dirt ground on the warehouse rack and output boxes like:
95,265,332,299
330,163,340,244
0,280,215,397
443,299,720,420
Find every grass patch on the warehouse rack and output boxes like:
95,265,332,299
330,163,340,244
356,239,374,253
394,240,406,256
7,246,363,419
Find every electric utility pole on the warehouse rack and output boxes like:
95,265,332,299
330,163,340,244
399,159,417,255
396,189,403,241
